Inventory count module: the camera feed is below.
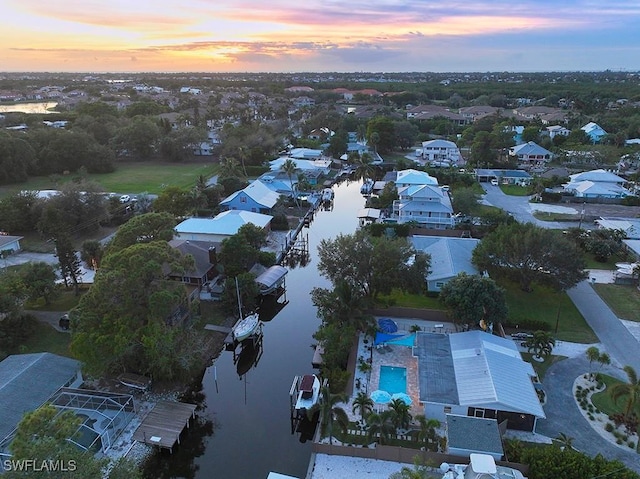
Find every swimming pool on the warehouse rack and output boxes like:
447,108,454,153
379,366,407,395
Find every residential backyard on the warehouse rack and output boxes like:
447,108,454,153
499,184,532,196
0,161,219,197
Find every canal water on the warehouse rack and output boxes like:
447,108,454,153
145,179,365,479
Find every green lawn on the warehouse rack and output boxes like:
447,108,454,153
592,284,640,321
499,184,532,196
376,290,443,309
0,161,219,197
532,211,580,222
501,280,598,343
25,288,86,312
591,374,640,417
17,321,73,358
583,252,623,270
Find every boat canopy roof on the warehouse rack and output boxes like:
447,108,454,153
255,265,288,290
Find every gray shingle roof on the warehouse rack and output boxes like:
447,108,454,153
0,353,80,441
446,414,504,456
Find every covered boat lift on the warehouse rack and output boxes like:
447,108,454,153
255,265,288,295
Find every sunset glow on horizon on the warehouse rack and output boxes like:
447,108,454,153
2,0,639,72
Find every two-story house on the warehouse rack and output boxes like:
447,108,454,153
421,139,464,167
390,170,454,229
509,141,553,170
581,122,608,143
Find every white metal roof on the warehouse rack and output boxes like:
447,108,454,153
448,331,545,418
395,169,438,186
220,180,280,208
569,169,626,184
410,236,480,281
175,211,272,236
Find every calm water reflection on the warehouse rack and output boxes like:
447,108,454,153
146,180,365,479
0,101,58,114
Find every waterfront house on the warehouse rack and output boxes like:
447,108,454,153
410,236,481,292
220,179,281,214
175,210,272,243
416,331,545,432
392,184,454,229
0,353,82,450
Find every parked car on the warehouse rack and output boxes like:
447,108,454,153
119,194,131,203
490,179,499,186
59,313,70,330
511,332,533,340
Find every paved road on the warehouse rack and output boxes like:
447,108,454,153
537,356,640,473
567,281,640,373
480,183,577,229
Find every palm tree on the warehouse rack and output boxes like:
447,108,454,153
307,385,349,444
554,432,575,451
586,346,600,380
352,392,373,423
611,365,640,419
524,330,555,360
388,398,412,430
414,414,440,451
280,158,298,206
366,410,395,445
219,156,243,179
353,153,375,183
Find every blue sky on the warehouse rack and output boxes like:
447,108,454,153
2,0,639,72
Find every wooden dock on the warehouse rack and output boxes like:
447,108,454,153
133,401,197,451
204,324,232,334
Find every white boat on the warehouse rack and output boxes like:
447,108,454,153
321,188,334,203
294,374,321,413
360,179,374,195
232,277,261,342
440,453,527,479
232,312,260,342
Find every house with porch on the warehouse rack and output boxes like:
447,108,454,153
420,139,464,167
509,142,553,170
0,235,23,255
415,331,545,432
392,184,454,229
219,179,281,214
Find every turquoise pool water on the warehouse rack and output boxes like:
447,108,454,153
379,365,407,394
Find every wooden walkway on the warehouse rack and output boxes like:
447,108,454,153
133,401,197,451
204,324,232,333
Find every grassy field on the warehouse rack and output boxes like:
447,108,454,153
0,161,219,197
499,184,532,196
593,284,640,321
501,281,598,343
532,211,580,222
25,288,86,312
376,289,443,309
18,321,73,358
583,252,623,270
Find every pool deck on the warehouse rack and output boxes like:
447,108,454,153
346,317,456,421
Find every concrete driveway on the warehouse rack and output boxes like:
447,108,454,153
537,356,640,473
480,184,577,229
1,251,95,283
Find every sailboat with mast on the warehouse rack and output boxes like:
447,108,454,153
232,277,261,342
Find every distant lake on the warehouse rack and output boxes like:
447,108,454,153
0,101,59,114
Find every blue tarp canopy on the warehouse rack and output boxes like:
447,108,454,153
377,318,398,333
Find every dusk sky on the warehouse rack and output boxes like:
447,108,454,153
2,0,640,73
